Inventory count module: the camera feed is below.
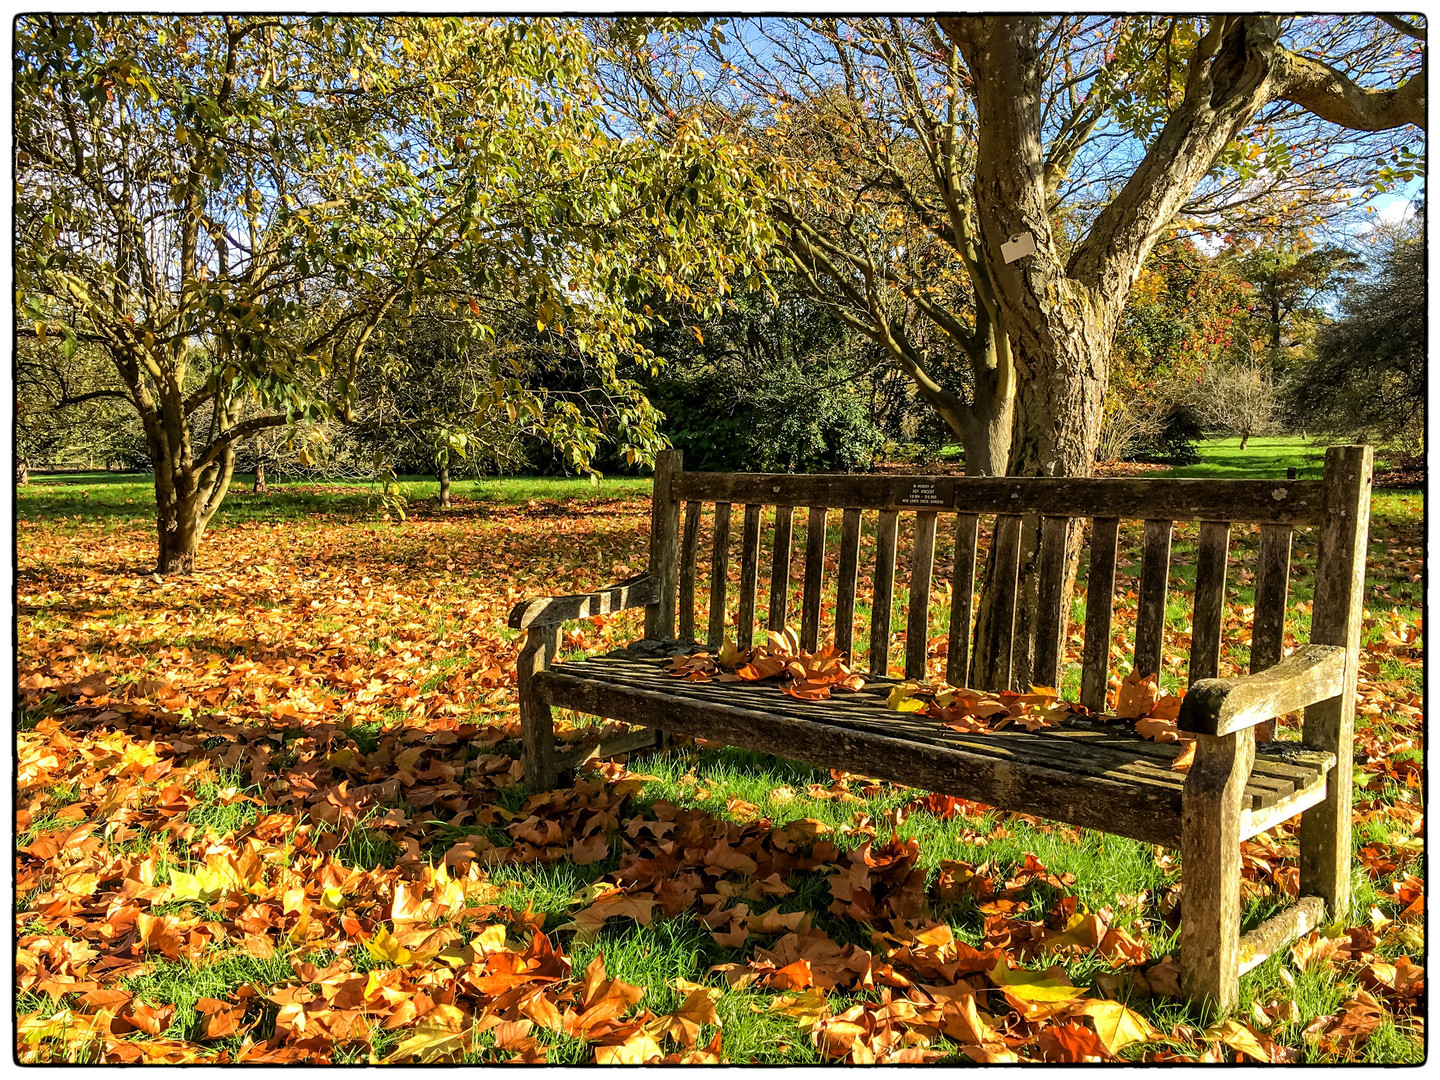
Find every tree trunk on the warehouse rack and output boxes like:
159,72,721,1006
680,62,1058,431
253,461,267,494
969,304,1113,689
156,492,203,575
1240,432,1250,450
16,459,29,485
437,466,451,507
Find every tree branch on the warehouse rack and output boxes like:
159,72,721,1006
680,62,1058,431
1278,49,1426,131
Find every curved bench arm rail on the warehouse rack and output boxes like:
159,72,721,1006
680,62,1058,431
1177,644,1348,737
508,573,659,630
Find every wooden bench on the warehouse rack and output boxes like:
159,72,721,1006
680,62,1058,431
511,446,1372,1010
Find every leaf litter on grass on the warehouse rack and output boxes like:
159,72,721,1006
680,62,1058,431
15,487,1426,1062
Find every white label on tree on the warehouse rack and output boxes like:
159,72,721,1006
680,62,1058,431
1001,231,1036,263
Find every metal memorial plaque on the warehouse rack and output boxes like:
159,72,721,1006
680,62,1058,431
897,479,949,507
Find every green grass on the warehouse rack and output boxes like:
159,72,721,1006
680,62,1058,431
16,436,1423,1062
15,470,652,527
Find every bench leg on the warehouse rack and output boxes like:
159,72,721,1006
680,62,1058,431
518,625,559,789
1299,695,1354,920
1180,730,1254,1012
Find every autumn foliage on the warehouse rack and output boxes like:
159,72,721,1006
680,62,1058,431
14,482,1425,1062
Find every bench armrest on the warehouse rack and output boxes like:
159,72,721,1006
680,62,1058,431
508,573,659,630
1177,644,1348,737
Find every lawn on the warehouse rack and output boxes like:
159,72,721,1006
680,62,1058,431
15,438,1424,1063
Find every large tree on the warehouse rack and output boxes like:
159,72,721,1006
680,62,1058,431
937,14,1423,485
16,15,775,572
606,14,1424,683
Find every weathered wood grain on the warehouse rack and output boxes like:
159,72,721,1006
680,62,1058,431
645,449,682,639
905,511,939,679
1237,896,1326,976
736,504,762,649
553,726,664,772
800,505,828,652
1300,445,1372,917
706,503,732,647
518,624,560,789
834,508,863,663
946,513,980,688
869,509,899,677
1081,517,1120,713
673,472,1326,523
1188,521,1231,683
508,574,659,630
980,515,1023,691
1032,515,1070,691
677,500,701,642
536,669,1187,847
1134,519,1173,678
769,503,795,633
1251,523,1293,741
1179,644,1347,736
1180,729,1255,1011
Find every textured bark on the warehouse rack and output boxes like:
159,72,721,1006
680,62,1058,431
437,466,451,507
253,461,267,494
16,460,29,485
936,15,1422,685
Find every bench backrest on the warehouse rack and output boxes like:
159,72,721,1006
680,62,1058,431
645,447,1372,706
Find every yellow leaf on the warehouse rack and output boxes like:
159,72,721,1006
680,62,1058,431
887,684,927,712
987,961,1084,1001
364,924,443,967
768,986,830,1030
1075,998,1156,1054
385,1004,475,1063
1204,1018,1270,1061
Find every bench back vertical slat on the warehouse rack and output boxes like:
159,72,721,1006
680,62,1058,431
768,504,795,632
736,504,762,648
946,513,980,687
1081,517,1120,712
706,503,732,647
834,508,863,662
982,514,1024,691
1251,524,1294,673
1032,515,1070,690
1189,521,1231,683
677,500,702,642
800,506,829,652
644,449,683,639
905,511,939,679
869,509,900,676
1135,519,1174,678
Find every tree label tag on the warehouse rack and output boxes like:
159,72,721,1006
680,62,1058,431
1001,231,1036,263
